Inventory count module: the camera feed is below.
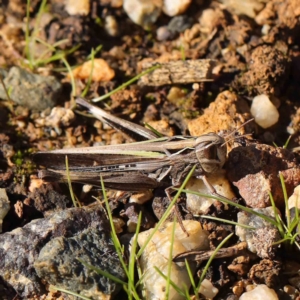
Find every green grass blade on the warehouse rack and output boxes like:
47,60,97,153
100,175,122,251
49,285,91,300
180,189,277,226
165,217,177,300
200,215,256,229
25,0,32,68
87,44,102,59
77,259,127,285
144,122,164,137
92,64,161,102
283,135,292,149
61,56,76,99
100,177,140,299
137,165,197,258
127,212,143,300
268,191,285,237
154,267,186,297
184,259,197,299
198,233,233,288
279,172,290,229
81,47,95,97
65,155,79,207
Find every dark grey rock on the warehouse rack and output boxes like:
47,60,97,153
34,227,126,299
168,15,193,34
0,66,62,110
0,205,125,298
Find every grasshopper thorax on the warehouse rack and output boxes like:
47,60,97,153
195,133,227,173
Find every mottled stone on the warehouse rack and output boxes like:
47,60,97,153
34,227,125,299
236,207,281,258
0,206,124,298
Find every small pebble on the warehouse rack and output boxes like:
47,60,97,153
127,219,137,233
283,285,297,295
105,15,119,37
219,0,264,18
232,281,244,297
167,15,193,34
65,0,90,15
146,119,175,137
156,26,172,41
82,184,93,194
288,185,300,210
289,276,300,289
129,190,153,204
44,107,75,133
50,129,58,138
163,0,192,17
198,279,219,299
93,120,102,129
186,171,236,215
70,59,115,82
16,120,26,129
123,0,161,27
167,86,187,102
250,94,279,128
199,8,220,33
240,284,278,300
113,217,125,234
262,24,271,35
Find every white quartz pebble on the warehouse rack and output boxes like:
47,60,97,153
288,184,300,210
123,0,161,27
186,171,236,215
240,284,278,300
136,220,209,300
163,0,192,17
250,94,279,128
198,279,219,299
65,0,90,16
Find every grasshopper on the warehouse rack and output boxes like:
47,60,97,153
33,97,227,195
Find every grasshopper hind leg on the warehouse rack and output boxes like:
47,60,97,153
197,174,235,203
164,186,190,236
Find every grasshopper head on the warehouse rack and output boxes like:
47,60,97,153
195,133,227,173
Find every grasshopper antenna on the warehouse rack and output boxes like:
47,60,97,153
221,118,254,147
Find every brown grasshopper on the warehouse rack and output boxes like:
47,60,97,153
33,97,228,195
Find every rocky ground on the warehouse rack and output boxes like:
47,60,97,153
1,0,300,299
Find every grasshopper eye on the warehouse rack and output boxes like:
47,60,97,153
195,133,227,173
